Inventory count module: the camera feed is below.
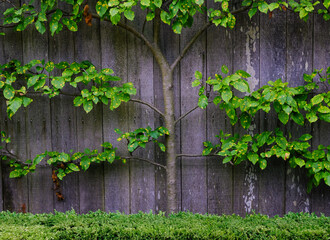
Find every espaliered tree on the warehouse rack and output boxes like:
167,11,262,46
0,0,329,213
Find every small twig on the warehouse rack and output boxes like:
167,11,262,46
129,98,165,117
176,153,234,165
175,100,213,126
123,156,166,169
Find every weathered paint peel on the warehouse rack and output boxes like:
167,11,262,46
245,26,259,92
243,165,257,213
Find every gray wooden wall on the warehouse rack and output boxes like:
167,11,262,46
0,2,329,216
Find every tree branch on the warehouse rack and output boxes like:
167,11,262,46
129,98,165,117
123,156,166,169
91,13,156,56
170,5,252,71
175,100,212,126
176,153,234,165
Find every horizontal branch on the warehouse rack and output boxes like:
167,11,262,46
129,99,164,117
176,153,233,165
123,156,166,169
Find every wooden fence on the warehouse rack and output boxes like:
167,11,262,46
0,2,329,216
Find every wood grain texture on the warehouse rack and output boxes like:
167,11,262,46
74,9,105,213
127,9,155,213
48,4,80,212
285,10,313,214
21,0,53,213
232,11,260,216
258,9,286,216
0,0,28,212
180,12,207,214
101,21,130,213
206,23,233,214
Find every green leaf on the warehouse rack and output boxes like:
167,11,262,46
298,134,312,141
10,170,23,178
258,1,269,13
8,97,22,114
172,21,182,34
268,3,279,11
58,153,70,162
141,0,150,6
80,157,91,171
45,61,55,72
232,80,249,93
278,111,289,125
68,163,80,172
27,75,40,88
294,157,305,167
124,10,135,20
276,136,287,149
291,112,304,126
83,100,93,113
73,96,83,107
248,7,258,19
192,79,201,87
22,97,33,107
259,158,267,170
96,1,108,17
221,88,232,103
3,85,15,100
311,94,324,105
325,174,330,186
154,0,162,8
247,152,259,165
35,20,46,34
195,71,202,80
33,155,44,165
240,112,251,129
221,65,229,74
158,143,166,152
306,112,318,123
318,105,330,113
198,95,208,109
223,156,232,164
51,78,65,89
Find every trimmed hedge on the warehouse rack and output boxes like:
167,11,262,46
0,211,329,239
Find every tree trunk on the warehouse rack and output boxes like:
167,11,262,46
161,68,177,213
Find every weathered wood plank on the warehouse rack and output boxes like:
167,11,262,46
180,12,207,213
101,21,130,213
20,0,53,213
232,11,260,216
285,11,313,214
258,9,286,216
206,23,233,214
74,5,104,213
0,0,28,213
310,13,330,216
48,3,80,212
127,9,155,213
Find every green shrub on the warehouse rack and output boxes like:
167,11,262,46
0,211,328,240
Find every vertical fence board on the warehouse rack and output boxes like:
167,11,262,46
206,24,233,214
127,10,155,213
258,9,286,216
101,22,130,213
21,0,53,213
0,1,28,212
310,13,330,215
49,21,79,212
180,13,207,213
285,11,313,214
232,12,260,216
75,5,104,213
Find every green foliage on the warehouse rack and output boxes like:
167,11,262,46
116,126,170,152
194,66,330,129
0,211,328,239
0,60,136,117
203,129,330,190
1,134,121,180
198,66,330,191
1,0,328,36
